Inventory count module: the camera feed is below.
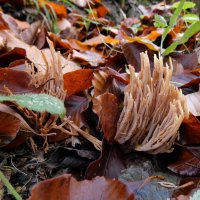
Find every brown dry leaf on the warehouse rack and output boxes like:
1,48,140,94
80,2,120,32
0,30,80,73
92,68,110,98
38,0,67,18
122,36,160,51
0,47,26,67
186,90,200,116
19,21,41,45
71,0,92,7
65,95,89,127
63,69,93,96
57,18,71,31
93,93,120,144
122,41,156,72
179,114,200,146
168,149,200,176
0,68,40,94
83,35,119,46
28,174,134,200
48,32,89,51
85,140,125,179
72,50,105,66
0,110,20,147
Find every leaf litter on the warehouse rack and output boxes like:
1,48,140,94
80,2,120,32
0,0,199,199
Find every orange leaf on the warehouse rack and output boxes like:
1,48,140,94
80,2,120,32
39,0,67,18
97,5,109,18
63,69,93,96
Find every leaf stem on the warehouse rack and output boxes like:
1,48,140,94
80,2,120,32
0,170,22,200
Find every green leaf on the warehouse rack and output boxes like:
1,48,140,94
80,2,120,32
0,94,66,118
163,20,200,56
182,14,199,23
154,14,168,28
161,0,186,50
172,1,196,10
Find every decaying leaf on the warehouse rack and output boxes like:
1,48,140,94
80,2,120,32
93,93,120,144
115,52,189,154
63,69,93,96
0,110,20,147
28,174,134,200
186,89,200,116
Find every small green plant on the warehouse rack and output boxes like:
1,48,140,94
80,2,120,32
0,94,66,118
26,0,60,33
0,170,22,200
154,0,200,56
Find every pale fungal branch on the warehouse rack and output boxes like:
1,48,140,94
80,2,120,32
115,52,189,154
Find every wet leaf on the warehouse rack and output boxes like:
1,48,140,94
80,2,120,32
28,174,134,200
63,69,93,96
0,94,66,118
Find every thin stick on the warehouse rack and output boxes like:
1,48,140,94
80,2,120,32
0,170,22,200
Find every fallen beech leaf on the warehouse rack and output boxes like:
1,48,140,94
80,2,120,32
123,36,160,51
168,149,200,176
85,140,125,179
48,33,89,51
97,5,109,18
93,93,120,144
63,69,93,96
92,68,110,98
39,0,67,18
0,30,80,73
0,11,19,34
0,48,25,67
179,114,200,146
122,42,155,72
72,50,105,66
29,174,134,200
146,30,163,41
57,18,71,31
19,21,41,45
83,35,119,46
192,68,200,76
65,95,89,127
0,68,40,94
71,0,91,7
46,147,98,169
0,111,20,147
186,90,200,116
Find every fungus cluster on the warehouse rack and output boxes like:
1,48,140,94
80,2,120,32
115,53,189,154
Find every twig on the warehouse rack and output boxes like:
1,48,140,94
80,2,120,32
0,170,22,200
